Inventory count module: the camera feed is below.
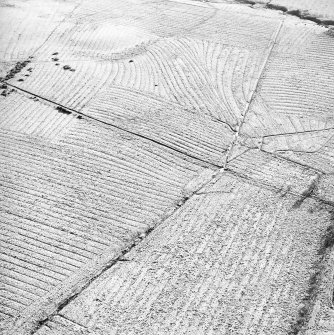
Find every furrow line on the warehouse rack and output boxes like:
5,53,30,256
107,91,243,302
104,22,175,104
3,83,220,169
27,168,220,335
224,18,285,168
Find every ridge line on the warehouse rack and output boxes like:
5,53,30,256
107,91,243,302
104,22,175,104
4,82,221,169
223,18,284,168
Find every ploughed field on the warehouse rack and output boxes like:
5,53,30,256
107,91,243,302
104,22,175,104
0,0,334,334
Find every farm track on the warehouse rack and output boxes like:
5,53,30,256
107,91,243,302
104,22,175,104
1,0,334,334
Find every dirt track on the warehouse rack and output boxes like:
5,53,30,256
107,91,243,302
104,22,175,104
1,0,334,334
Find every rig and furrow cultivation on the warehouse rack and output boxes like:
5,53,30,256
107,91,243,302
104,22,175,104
1,0,334,334
43,172,331,335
